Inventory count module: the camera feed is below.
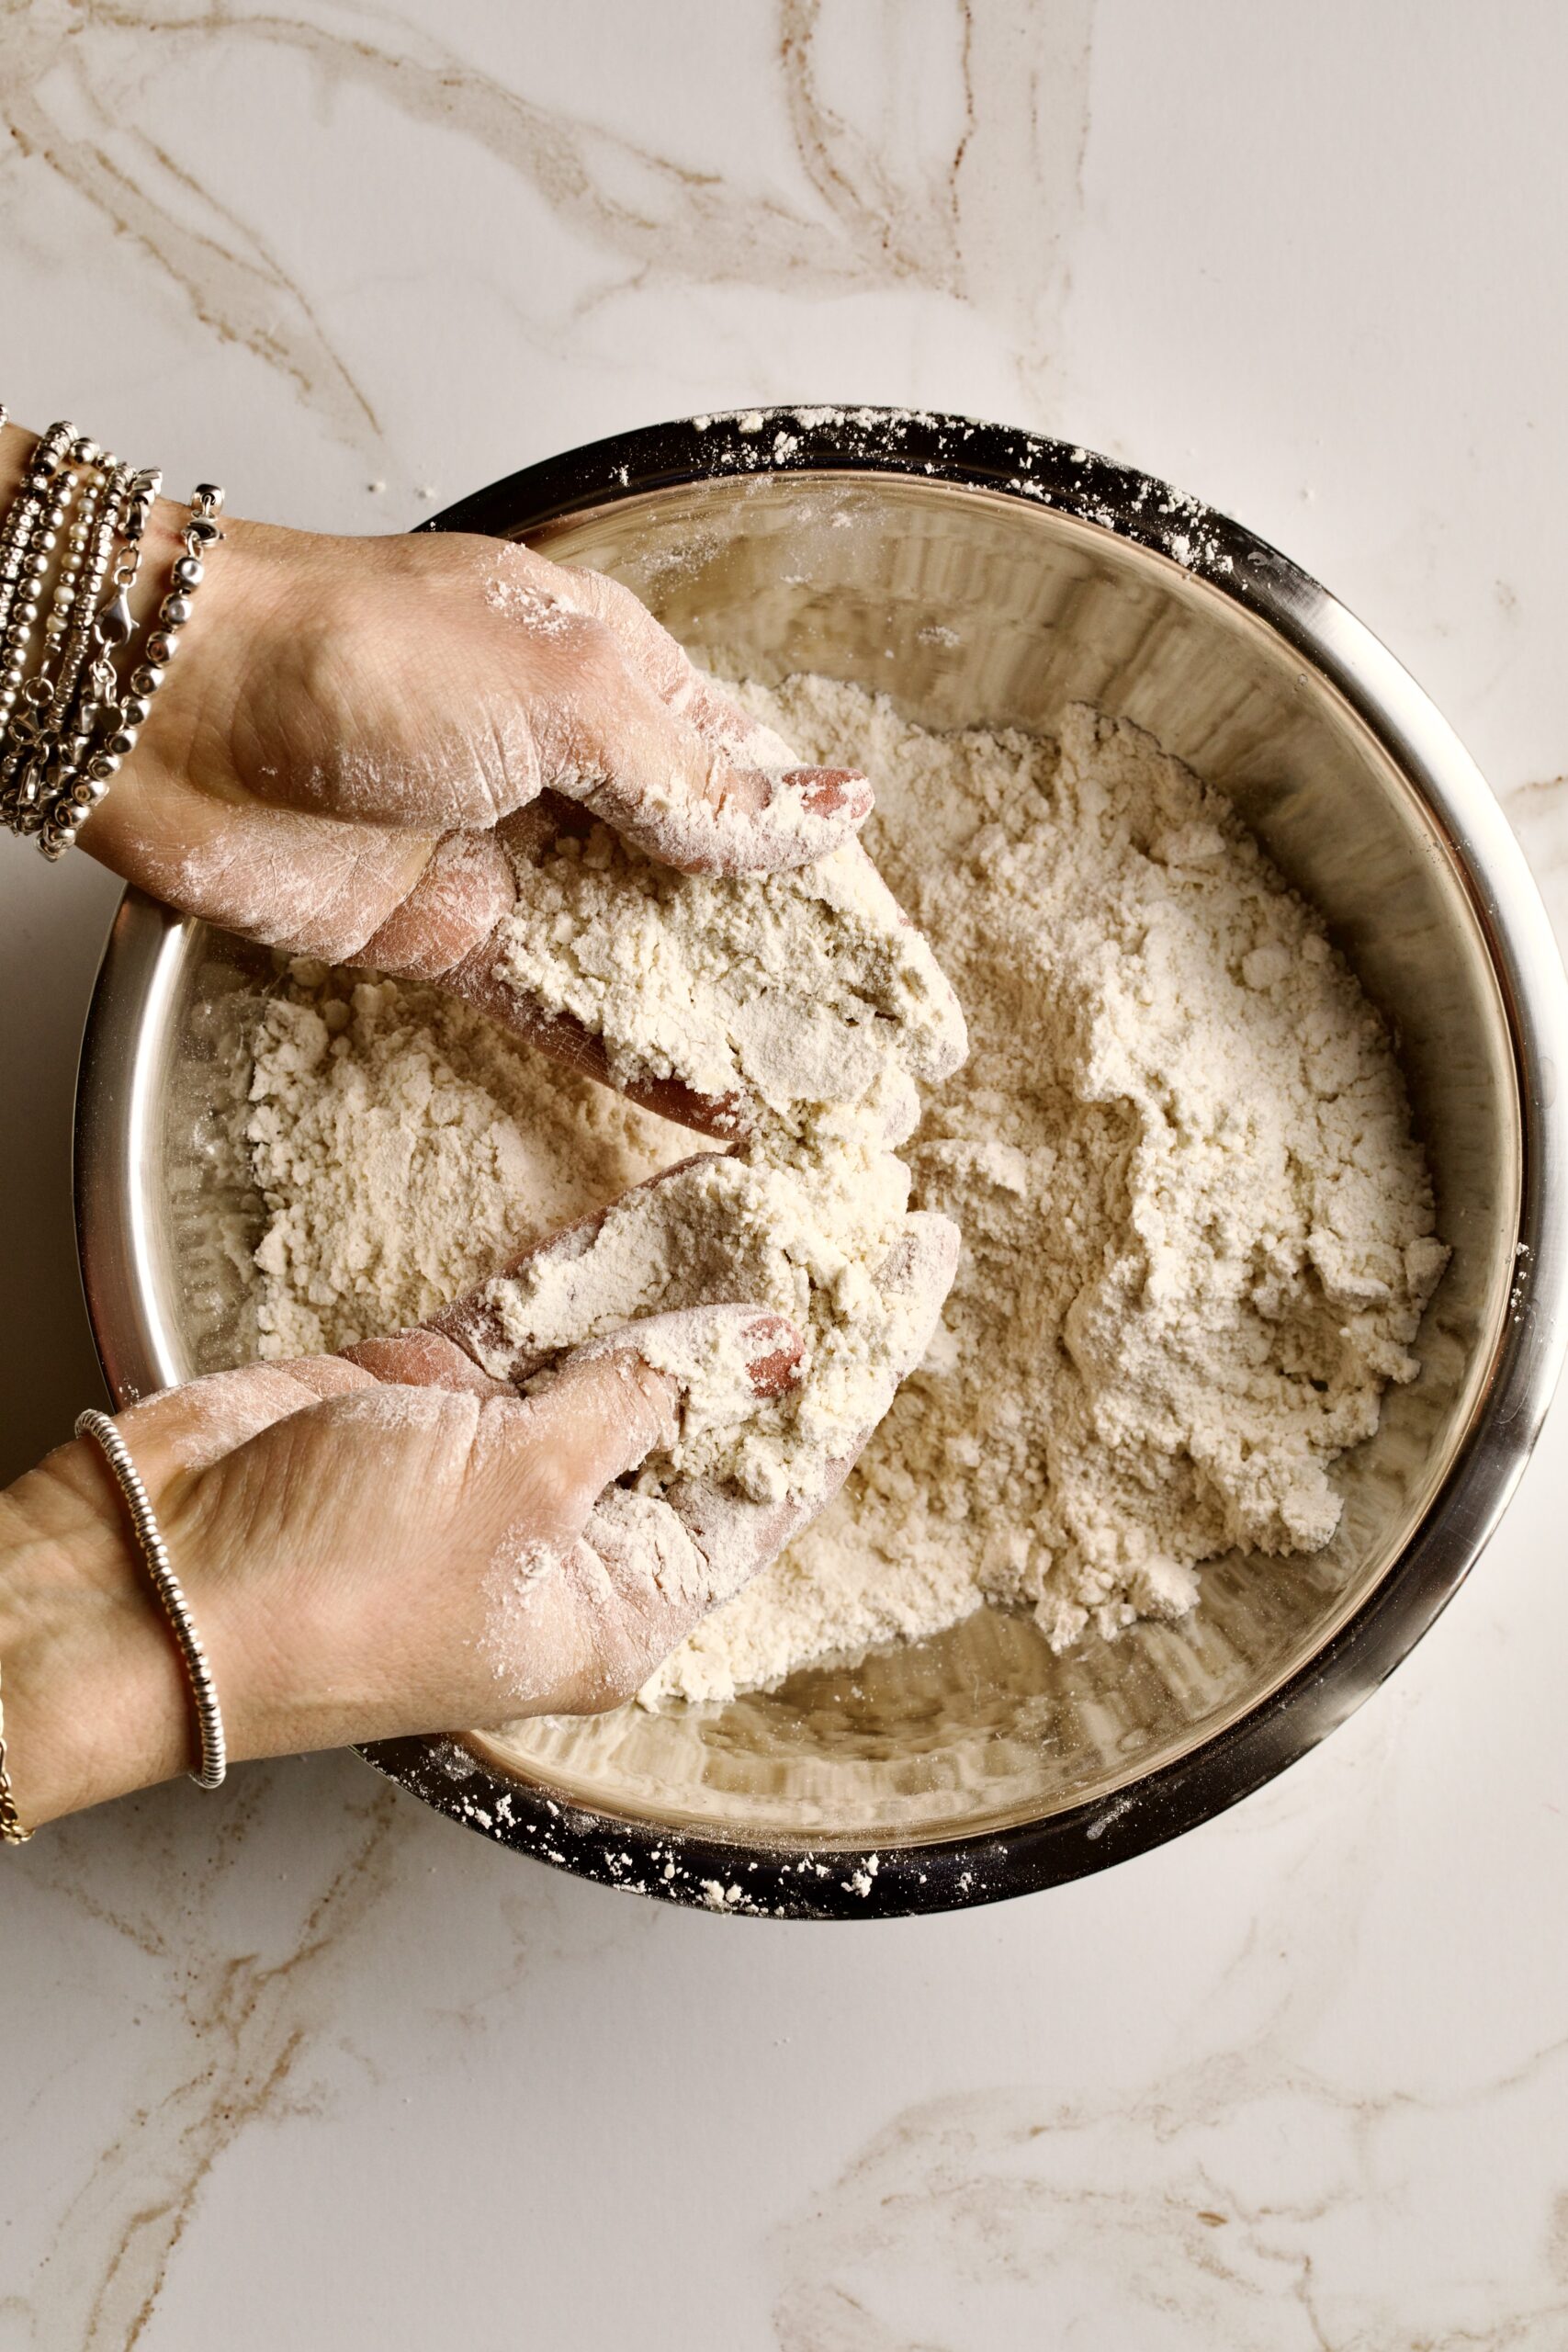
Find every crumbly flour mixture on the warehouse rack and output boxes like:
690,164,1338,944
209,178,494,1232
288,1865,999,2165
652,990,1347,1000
243,679,1447,1704
245,973,691,1358
463,803,966,1509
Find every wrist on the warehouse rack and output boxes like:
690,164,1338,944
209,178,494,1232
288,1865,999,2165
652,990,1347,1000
0,414,291,876
88,500,291,798
0,1408,367,1830
0,1443,190,1826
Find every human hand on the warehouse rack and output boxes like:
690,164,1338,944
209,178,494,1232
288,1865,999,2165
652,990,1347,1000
0,1303,807,1829
401,1159,962,1613
76,510,870,959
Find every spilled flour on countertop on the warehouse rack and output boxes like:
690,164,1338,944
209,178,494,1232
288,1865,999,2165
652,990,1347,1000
242,679,1447,1703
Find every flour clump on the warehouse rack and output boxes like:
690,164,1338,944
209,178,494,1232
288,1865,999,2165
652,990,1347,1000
456,811,968,1524
244,970,690,1358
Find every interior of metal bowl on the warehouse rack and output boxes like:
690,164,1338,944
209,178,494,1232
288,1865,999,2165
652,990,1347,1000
471,470,1518,1840
88,458,1523,1865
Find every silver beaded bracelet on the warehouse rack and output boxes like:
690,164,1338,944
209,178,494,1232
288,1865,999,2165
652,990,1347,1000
75,1409,228,1792
0,409,225,858
0,1656,33,1845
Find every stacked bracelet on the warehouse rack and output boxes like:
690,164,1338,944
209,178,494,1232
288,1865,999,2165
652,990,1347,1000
0,408,224,859
0,1657,33,1846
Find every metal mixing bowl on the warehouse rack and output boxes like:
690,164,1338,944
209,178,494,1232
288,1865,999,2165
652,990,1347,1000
75,410,1568,1917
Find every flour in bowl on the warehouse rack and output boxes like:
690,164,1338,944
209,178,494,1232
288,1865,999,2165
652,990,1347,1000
449,802,967,1519
241,680,1447,1703
647,684,1447,1699
244,972,690,1358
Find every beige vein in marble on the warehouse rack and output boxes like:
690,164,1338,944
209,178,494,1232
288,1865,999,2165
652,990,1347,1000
782,0,1094,403
3,0,1095,438
769,1690,1568,2349
771,2041,1568,2346
0,1,380,444
3,1773,401,2351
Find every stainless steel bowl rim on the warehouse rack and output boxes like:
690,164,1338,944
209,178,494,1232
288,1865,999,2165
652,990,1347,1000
75,407,1568,1918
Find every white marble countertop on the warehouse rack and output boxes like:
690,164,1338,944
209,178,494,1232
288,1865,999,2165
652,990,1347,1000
4,6,1567,2345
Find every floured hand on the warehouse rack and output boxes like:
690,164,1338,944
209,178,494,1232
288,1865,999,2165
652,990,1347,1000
76,510,871,1000
398,1166,961,1644
0,1305,807,1826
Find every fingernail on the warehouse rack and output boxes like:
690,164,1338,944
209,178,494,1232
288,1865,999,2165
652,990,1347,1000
743,1313,805,1399
716,764,874,827
692,765,874,873
778,766,874,823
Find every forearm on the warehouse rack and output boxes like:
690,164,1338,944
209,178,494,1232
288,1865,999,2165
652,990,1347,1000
0,1421,389,1830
